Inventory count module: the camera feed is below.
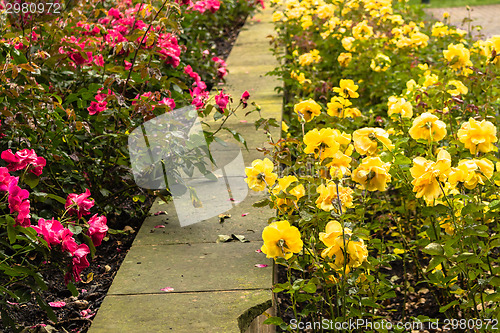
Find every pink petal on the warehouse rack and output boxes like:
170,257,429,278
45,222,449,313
161,287,174,292
154,225,165,228
49,301,66,308
7,301,19,305
241,213,249,217
255,249,262,253
240,120,248,123
254,264,268,268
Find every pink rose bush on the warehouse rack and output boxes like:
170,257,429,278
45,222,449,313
0,149,108,284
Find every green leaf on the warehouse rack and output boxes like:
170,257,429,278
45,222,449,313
68,225,83,236
67,282,79,297
303,281,317,293
11,48,27,64
253,199,271,207
422,243,444,256
7,224,17,245
45,193,67,204
427,256,446,272
23,173,40,189
35,294,57,323
82,234,96,259
485,293,500,302
439,300,459,312
263,317,284,326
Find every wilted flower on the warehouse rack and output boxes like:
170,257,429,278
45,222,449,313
457,118,497,154
261,220,303,259
409,112,447,142
244,158,278,191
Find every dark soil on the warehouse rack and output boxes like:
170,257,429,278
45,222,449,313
0,14,247,333
274,260,449,333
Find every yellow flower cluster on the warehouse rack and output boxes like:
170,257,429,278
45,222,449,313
298,49,322,66
320,221,368,269
316,181,354,212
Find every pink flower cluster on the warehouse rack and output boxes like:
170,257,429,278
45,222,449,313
32,189,108,284
6,176,31,227
1,148,46,176
215,90,230,112
185,65,210,110
87,88,115,116
58,36,100,68
212,57,228,79
189,0,221,14
132,92,176,111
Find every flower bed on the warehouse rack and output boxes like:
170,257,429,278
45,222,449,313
245,0,500,330
0,0,262,331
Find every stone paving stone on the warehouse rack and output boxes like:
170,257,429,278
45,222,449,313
89,290,272,333
133,196,274,246
106,242,272,295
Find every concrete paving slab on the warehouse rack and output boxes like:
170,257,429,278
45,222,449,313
89,290,272,333
107,242,272,295
134,197,275,245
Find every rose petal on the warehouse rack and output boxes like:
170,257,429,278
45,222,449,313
240,120,248,123
161,287,174,292
254,264,268,268
154,225,165,228
241,213,249,217
48,301,66,308
255,249,262,253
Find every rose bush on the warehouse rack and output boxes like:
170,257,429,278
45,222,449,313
0,0,262,330
248,0,500,330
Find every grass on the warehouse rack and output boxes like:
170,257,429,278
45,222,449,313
407,0,500,8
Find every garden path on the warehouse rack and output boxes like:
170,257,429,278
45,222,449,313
88,5,281,333
425,4,500,38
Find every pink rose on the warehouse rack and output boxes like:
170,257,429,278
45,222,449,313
65,189,94,219
87,214,108,247
215,90,230,111
1,149,46,176
32,219,65,247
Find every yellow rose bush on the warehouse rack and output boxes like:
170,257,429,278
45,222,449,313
248,0,500,328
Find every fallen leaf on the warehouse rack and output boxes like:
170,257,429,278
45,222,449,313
255,264,268,268
232,234,249,243
161,287,174,292
122,226,135,234
216,235,232,243
48,301,66,308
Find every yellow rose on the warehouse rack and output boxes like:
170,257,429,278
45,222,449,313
443,43,473,75
387,96,413,118
327,96,352,117
449,158,494,189
353,127,394,156
303,128,351,160
370,53,391,72
315,182,353,212
328,150,353,178
352,20,373,40
410,149,451,205
272,176,305,212
447,80,468,96
244,158,278,191
261,220,303,259
333,79,359,99
352,156,391,191
338,52,352,67
457,118,497,154
298,49,322,66
409,112,447,142
294,99,322,122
